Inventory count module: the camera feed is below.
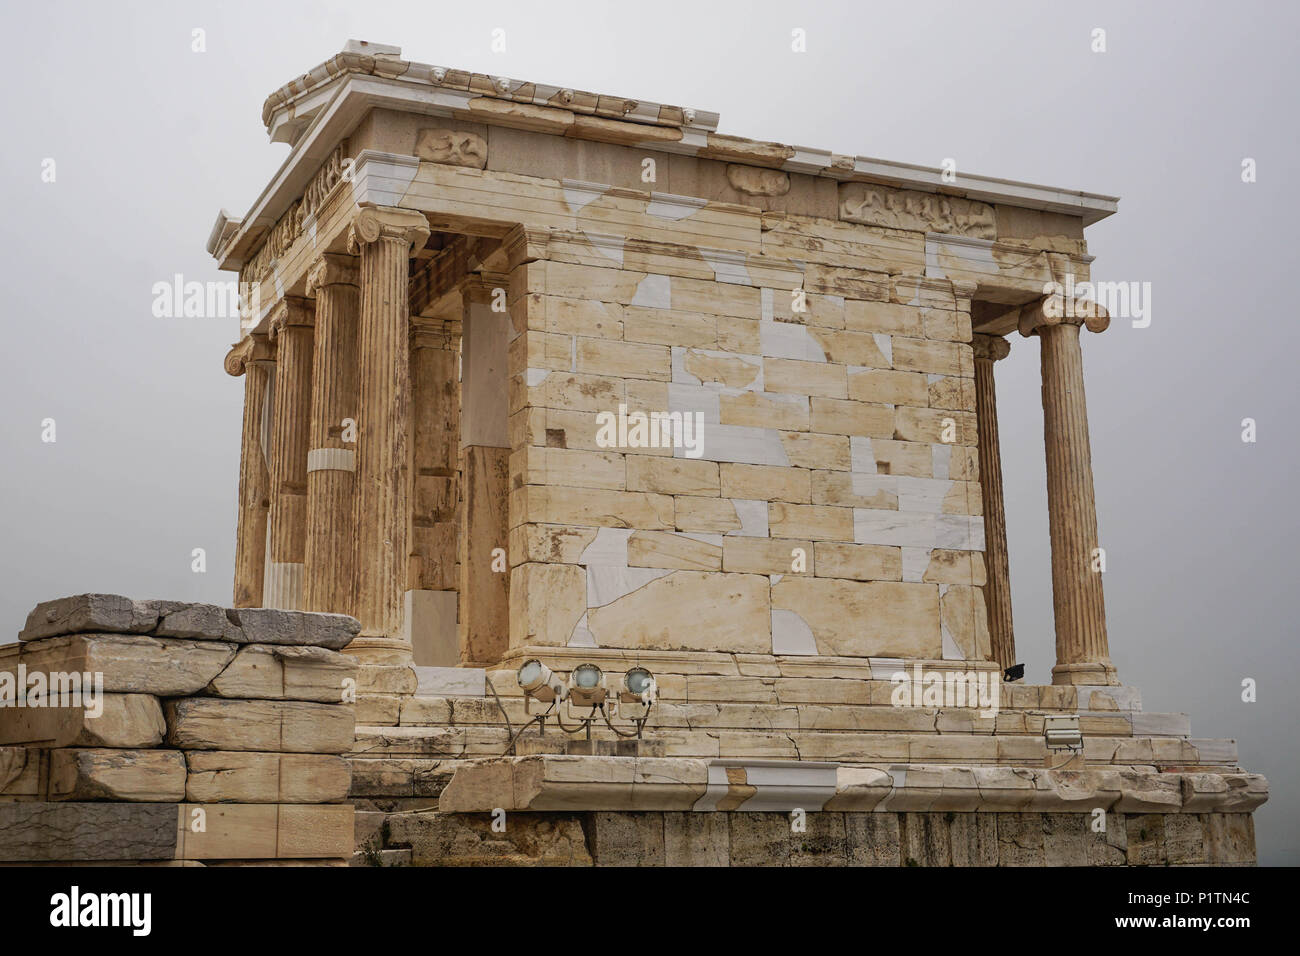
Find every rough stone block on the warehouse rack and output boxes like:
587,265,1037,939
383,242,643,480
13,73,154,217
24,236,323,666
0,801,177,861
20,594,160,642
164,698,355,753
20,633,236,696
0,694,165,749
49,748,186,802
185,752,351,803
224,608,360,650
207,643,356,702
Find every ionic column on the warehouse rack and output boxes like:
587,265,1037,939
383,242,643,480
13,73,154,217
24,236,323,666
303,253,360,615
972,334,1016,672
1020,295,1117,685
225,332,275,608
347,206,430,663
264,297,315,609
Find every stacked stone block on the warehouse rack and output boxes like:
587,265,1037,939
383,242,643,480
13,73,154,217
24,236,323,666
0,594,358,864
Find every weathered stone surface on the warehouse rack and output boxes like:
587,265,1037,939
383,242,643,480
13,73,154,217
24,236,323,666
155,603,244,642
165,698,354,753
727,812,792,866
0,801,177,861
1125,813,1166,865
20,634,237,696
185,752,351,803
224,608,360,649
173,803,354,860
416,128,487,168
586,571,771,654
0,694,165,748
996,812,1046,866
844,812,901,866
726,164,790,196
663,811,729,866
771,577,940,658
49,748,186,802
388,810,593,866
839,183,996,238
19,594,158,642
590,811,665,866
207,644,356,702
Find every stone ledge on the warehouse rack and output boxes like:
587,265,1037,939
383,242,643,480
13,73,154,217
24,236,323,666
436,755,1268,815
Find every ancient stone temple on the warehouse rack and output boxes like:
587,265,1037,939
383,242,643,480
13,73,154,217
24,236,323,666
0,40,1264,867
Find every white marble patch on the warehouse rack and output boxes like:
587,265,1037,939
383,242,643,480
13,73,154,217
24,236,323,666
527,367,550,387
850,436,877,474
872,333,893,367
586,565,673,608
729,499,770,537
630,273,671,309
935,515,985,552
896,476,954,514
562,179,608,214
647,191,708,221
760,319,827,362
700,247,751,285
901,546,932,583
772,609,819,655
932,443,952,480
689,423,788,467
568,612,598,647
578,527,632,567
854,509,936,549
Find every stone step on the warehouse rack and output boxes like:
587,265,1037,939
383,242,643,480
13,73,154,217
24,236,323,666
480,668,1142,712
350,724,1237,768
390,694,1188,737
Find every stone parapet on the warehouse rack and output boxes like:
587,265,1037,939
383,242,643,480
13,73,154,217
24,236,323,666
0,594,359,865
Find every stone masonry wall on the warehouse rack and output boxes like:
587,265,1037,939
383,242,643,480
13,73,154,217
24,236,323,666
355,808,1257,867
0,594,358,865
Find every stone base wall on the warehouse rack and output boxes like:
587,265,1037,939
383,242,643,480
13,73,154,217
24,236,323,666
355,808,1257,867
0,594,359,865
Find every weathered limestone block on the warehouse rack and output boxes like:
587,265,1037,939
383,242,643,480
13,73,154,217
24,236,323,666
354,663,417,696
356,694,402,725
844,813,902,866
48,748,186,802
0,801,177,861
207,644,356,702
0,694,165,748
663,811,730,866
224,608,360,649
727,812,792,866
1125,814,1166,866
823,766,892,811
1181,772,1268,813
589,811,666,866
20,634,237,696
839,182,996,239
726,164,790,196
439,755,708,812
154,603,244,641
1041,812,1091,866
949,813,998,866
1203,813,1255,864
164,698,355,753
388,810,593,866
586,571,771,653
771,577,940,658
19,593,159,642
940,586,992,661
415,128,487,168
185,752,351,803
1163,812,1207,865
627,530,722,571
174,803,354,860
0,746,36,796
509,562,586,647
1114,769,1182,813
996,812,1046,866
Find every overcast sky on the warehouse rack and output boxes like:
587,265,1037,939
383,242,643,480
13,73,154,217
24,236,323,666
2,0,1295,863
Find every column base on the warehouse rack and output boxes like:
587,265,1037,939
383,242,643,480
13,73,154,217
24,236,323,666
1051,660,1119,686
345,633,416,667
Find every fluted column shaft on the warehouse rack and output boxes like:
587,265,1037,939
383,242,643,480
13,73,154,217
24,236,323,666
972,334,1015,671
1021,297,1117,685
264,297,315,609
227,333,274,608
348,207,430,661
304,254,360,615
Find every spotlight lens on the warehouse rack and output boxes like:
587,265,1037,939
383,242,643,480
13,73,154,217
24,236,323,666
518,659,543,687
574,664,602,689
625,667,652,694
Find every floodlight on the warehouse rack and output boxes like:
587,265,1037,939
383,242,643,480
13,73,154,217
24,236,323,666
517,658,566,703
1044,714,1083,751
567,663,607,707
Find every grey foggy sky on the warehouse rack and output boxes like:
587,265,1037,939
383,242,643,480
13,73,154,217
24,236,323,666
1,0,1295,862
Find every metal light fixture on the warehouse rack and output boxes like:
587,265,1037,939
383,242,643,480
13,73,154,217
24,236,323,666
567,663,607,707
1044,714,1083,751
517,658,566,704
